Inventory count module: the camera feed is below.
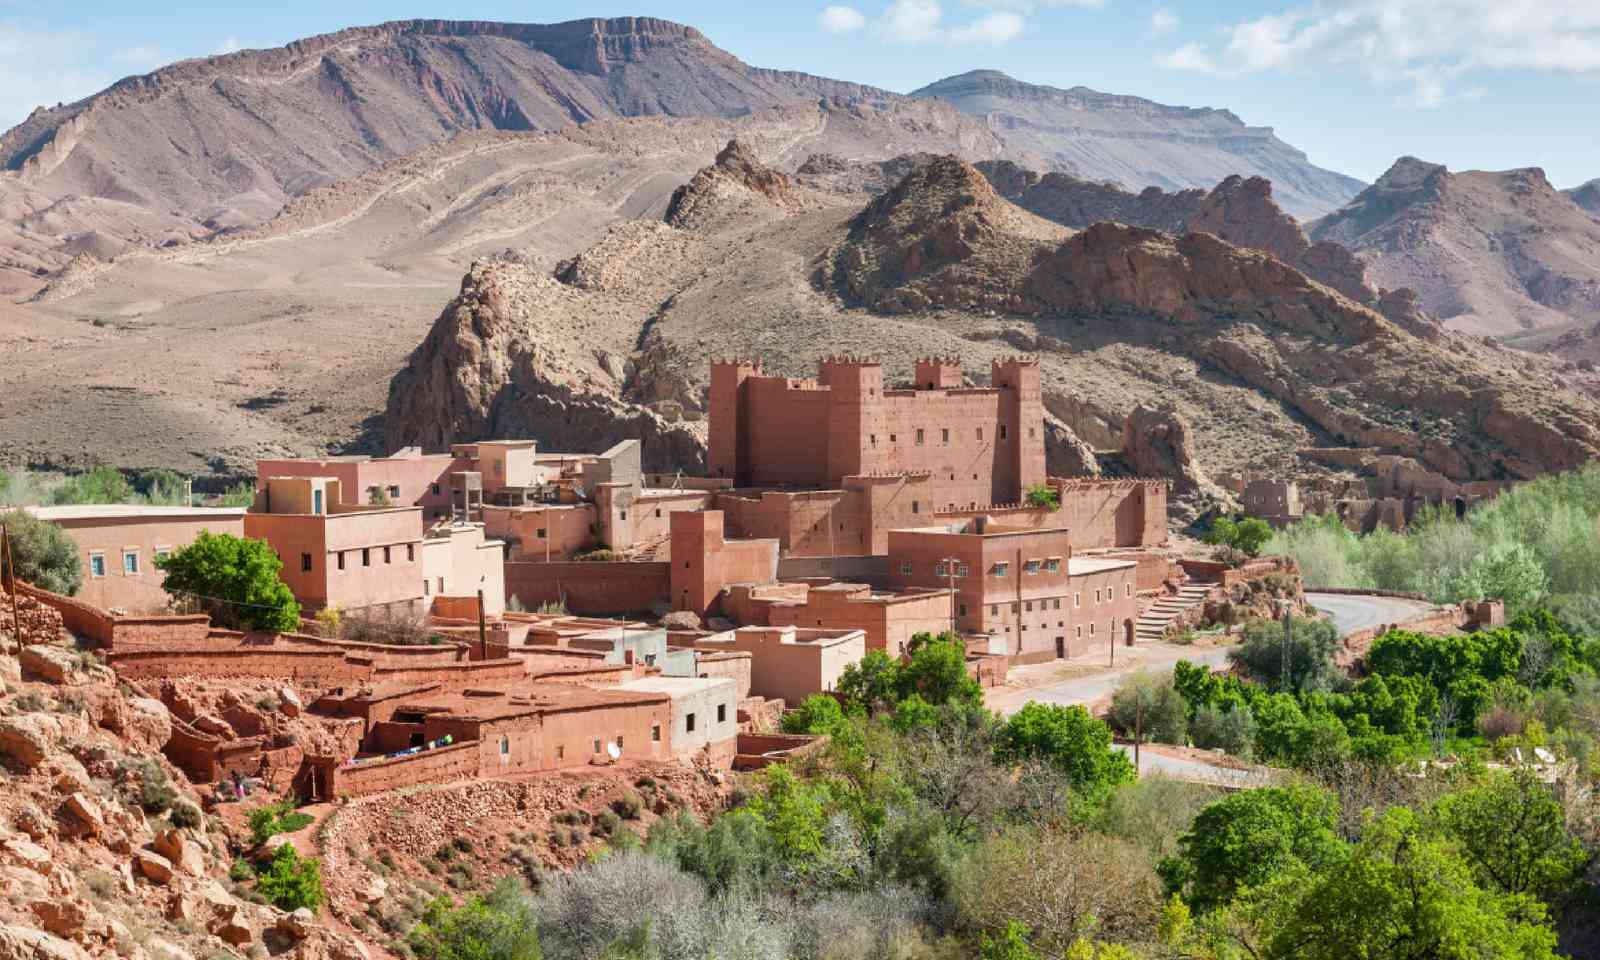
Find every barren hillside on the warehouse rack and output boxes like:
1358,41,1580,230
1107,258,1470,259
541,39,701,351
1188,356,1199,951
1310,157,1600,339
910,70,1363,220
0,104,1003,478
1570,179,1600,219
389,146,1600,489
0,17,979,299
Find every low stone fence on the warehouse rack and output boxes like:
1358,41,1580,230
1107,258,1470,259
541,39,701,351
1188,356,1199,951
332,740,482,799
732,732,828,771
17,581,211,649
1305,586,1429,601
504,561,670,615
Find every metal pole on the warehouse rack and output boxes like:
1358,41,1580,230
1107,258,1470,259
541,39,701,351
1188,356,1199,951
477,588,487,660
947,557,956,638
2,526,19,653
1280,604,1292,692
1134,699,1142,772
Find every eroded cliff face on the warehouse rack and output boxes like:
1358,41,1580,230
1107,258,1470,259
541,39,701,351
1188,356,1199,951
664,139,814,229
384,258,707,470
828,156,1600,483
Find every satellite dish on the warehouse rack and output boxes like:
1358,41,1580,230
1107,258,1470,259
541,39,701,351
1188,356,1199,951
607,742,621,760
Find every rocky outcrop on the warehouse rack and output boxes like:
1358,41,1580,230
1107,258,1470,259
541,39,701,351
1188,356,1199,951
1121,405,1229,521
1569,179,1600,218
794,152,941,196
1309,157,1600,338
384,259,706,471
1044,415,1100,477
664,140,810,229
829,156,1600,483
911,70,1362,219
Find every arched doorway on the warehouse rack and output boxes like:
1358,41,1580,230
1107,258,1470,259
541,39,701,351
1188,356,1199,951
1123,619,1135,647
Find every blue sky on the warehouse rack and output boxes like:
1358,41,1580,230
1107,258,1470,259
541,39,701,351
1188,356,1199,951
6,1,1599,188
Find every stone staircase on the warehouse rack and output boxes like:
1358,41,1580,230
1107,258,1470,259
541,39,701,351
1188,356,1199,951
1135,580,1215,643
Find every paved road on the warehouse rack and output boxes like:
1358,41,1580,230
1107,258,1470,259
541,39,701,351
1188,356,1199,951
1306,592,1435,636
1112,743,1270,787
990,643,1234,718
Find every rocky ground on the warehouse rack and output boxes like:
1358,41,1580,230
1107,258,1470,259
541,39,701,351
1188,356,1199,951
0,589,373,960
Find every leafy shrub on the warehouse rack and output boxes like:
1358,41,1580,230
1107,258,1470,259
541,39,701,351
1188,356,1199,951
1205,516,1273,560
591,810,620,837
1,509,83,595
1229,616,1341,693
249,801,312,845
256,844,325,911
230,859,256,883
782,694,847,734
1189,704,1257,759
169,802,202,830
1108,670,1188,744
611,792,644,821
407,880,540,960
156,532,299,632
1025,484,1060,511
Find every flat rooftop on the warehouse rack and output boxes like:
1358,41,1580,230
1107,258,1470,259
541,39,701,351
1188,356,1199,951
1068,557,1138,574
18,505,248,521
616,676,734,697
395,682,667,720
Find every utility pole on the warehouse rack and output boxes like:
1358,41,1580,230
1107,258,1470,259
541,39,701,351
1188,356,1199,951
945,556,958,637
1134,698,1142,772
476,588,487,661
2,525,19,654
1280,603,1292,693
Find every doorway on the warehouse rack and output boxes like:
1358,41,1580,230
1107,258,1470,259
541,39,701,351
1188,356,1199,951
1123,619,1135,647
1054,637,1065,659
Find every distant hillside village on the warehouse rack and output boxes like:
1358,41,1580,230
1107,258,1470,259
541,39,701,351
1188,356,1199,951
3,354,1309,805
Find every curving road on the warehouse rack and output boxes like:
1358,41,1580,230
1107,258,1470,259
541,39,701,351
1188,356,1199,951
1306,592,1436,637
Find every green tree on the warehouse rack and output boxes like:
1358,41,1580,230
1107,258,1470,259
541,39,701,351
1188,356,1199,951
49,465,135,505
255,843,325,911
1025,484,1060,512
1160,783,1345,913
896,632,982,709
408,878,542,960
1229,616,1341,693
782,694,848,735
1108,670,1188,744
156,531,299,632
837,648,902,713
1,509,83,595
996,703,1134,801
1431,768,1589,900
1262,808,1558,960
979,920,1040,960
1206,517,1274,559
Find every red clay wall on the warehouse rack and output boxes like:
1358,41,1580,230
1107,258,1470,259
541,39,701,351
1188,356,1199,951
334,741,482,799
504,561,670,615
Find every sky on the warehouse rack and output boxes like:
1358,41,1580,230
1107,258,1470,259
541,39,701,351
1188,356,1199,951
5,1,1599,188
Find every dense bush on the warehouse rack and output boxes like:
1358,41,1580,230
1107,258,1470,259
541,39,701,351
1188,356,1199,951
0,508,83,596
1107,671,1188,744
996,703,1134,804
157,532,299,632
1228,616,1341,693
256,844,325,911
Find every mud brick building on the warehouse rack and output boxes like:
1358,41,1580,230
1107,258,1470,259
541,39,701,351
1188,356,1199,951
686,625,867,706
14,505,246,613
724,580,955,656
887,517,1140,663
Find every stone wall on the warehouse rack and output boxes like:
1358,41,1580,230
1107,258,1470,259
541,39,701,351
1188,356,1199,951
504,561,671,615
333,741,482,799
17,581,211,649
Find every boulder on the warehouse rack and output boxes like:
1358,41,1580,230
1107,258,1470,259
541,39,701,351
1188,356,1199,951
143,939,195,960
658,611,701,631
29,900,95,942
133,849,174,884
0,714,58,769
151,830,204,877
13,802,52,841
0,656,19,684
123,699,173,753
0,925,91,960
277,909,314,941
59,793,105,838
191,714,235,739
19,646,81,685
277,688,303,718
0,837,54,876
1,867,50,902
353,875,387,905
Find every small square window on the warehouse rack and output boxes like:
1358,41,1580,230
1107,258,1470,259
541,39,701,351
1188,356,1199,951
430,482,441,495
993,562,1009,577
934,561,948,577
899,561,913,575
1025,560,1040,576
122,551,140,575
941,428,949,443
990,604,998,615
651,724,661,742
1025,601,1033,612
537,527,547,539
959,604,968,616
1054,599,1061,610
300,553,312,573
717,704,727,723
915,429,924,445
89,553,106,578
154,547,171,562
890,434,897,443
592,738,602,754
1046,559,1060,573
388,485,400,498
956,563,970,578
686,713,696,733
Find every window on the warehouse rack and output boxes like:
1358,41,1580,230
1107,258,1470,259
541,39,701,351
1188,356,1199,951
1095,588,1102,604
1045,558,1060,573
717,704,727,723
383,546,392,564
1076,626,1083,639
89,553,106,578
1090,622,1097,635
1126,583,1133,597
1029,427,1036,439
993,562,1009,577
535,526,549,539
934,561,948,577
122,550,140,575
616,735,624,750
1012,602,1020,613
899,561,913,575
154,547,171,563
1024,560,1040,575
976,427,984,441
437,577,445,594
956,563,969,578
890,433,897,443
686,713,697,733
388,485,400,499
990,604,998,615
499,735,509,756
959,604,967,616
556,745,564,760
313,489,323,515
999,425,1008,440
620,510,627,521
337,551,346,571
651,724,661,742
941,428,949,443
430,482,441,495
592,739,601,754
654,508,661,518
1074,592,1081,608
423,580,430,596
362,548,370,567
300,553,312,573
870,434,877,445
1053,599,1061,610
406,543,415,562
1024,601,1032,612
911,500,919,514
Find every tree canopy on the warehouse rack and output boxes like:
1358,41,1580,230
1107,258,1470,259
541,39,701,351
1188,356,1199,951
156,531,300,632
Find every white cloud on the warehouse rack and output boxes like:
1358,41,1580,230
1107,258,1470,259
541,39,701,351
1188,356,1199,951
881,0,946,43
214,36,243,55
0,22,114,128
1150,8,1178,33
1156,0,1600,106
871,0,1033,46
963,0,1106,9
949,11,1026,44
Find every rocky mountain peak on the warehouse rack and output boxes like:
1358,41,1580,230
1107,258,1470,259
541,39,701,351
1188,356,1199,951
1569,179,1600,218
663,139,810,229
1371,156,1450,194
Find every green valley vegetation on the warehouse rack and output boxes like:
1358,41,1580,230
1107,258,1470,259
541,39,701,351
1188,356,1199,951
0,507,83,595
400,632,1598,960
156,531,300,632
1267,464,1600,621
